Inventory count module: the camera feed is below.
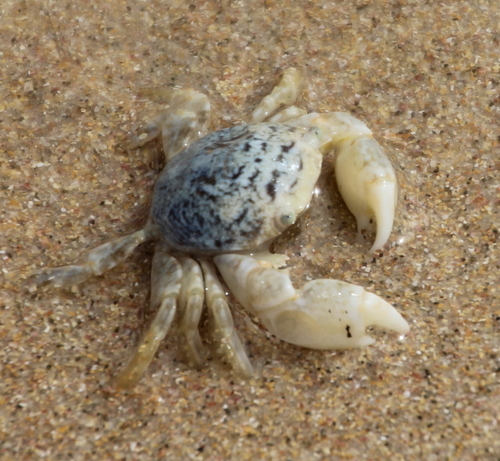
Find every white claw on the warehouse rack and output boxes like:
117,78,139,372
283,111,397,252
214,254,409,350
335,135,397,253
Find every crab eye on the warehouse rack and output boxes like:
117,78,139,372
277,212,296,230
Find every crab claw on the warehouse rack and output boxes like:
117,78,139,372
283,111,398,253
335,135,398,253
214,254,409,350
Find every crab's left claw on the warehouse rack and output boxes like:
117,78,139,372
285,111,398,252
335,135,398,253
215,254,409,350
310,112,397,253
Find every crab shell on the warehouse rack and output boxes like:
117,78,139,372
152,123,321,254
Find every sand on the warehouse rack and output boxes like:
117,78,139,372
1,1,499,459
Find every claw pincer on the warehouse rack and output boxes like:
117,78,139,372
215,254,409,349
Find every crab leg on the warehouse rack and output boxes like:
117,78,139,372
250,68,304,124
177,256,206,368
266,106,308,124
200,261,254,377
32,227,155,288
286,112,398,252
114,246,182,389
126,89,211,162
215,254,409,350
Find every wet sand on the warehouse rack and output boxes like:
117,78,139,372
1,1,499,459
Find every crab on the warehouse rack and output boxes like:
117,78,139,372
33,68,409,389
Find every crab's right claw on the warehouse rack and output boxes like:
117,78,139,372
263,278,409,350
215,254,409,350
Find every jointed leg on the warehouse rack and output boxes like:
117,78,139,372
125,89,211,162
114,245,182,389
200,260,253,377
177,256,206,368
266,105,307,124
33,227,156,288
250,68,304,124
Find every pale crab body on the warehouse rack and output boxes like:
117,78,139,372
33,68,409,389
